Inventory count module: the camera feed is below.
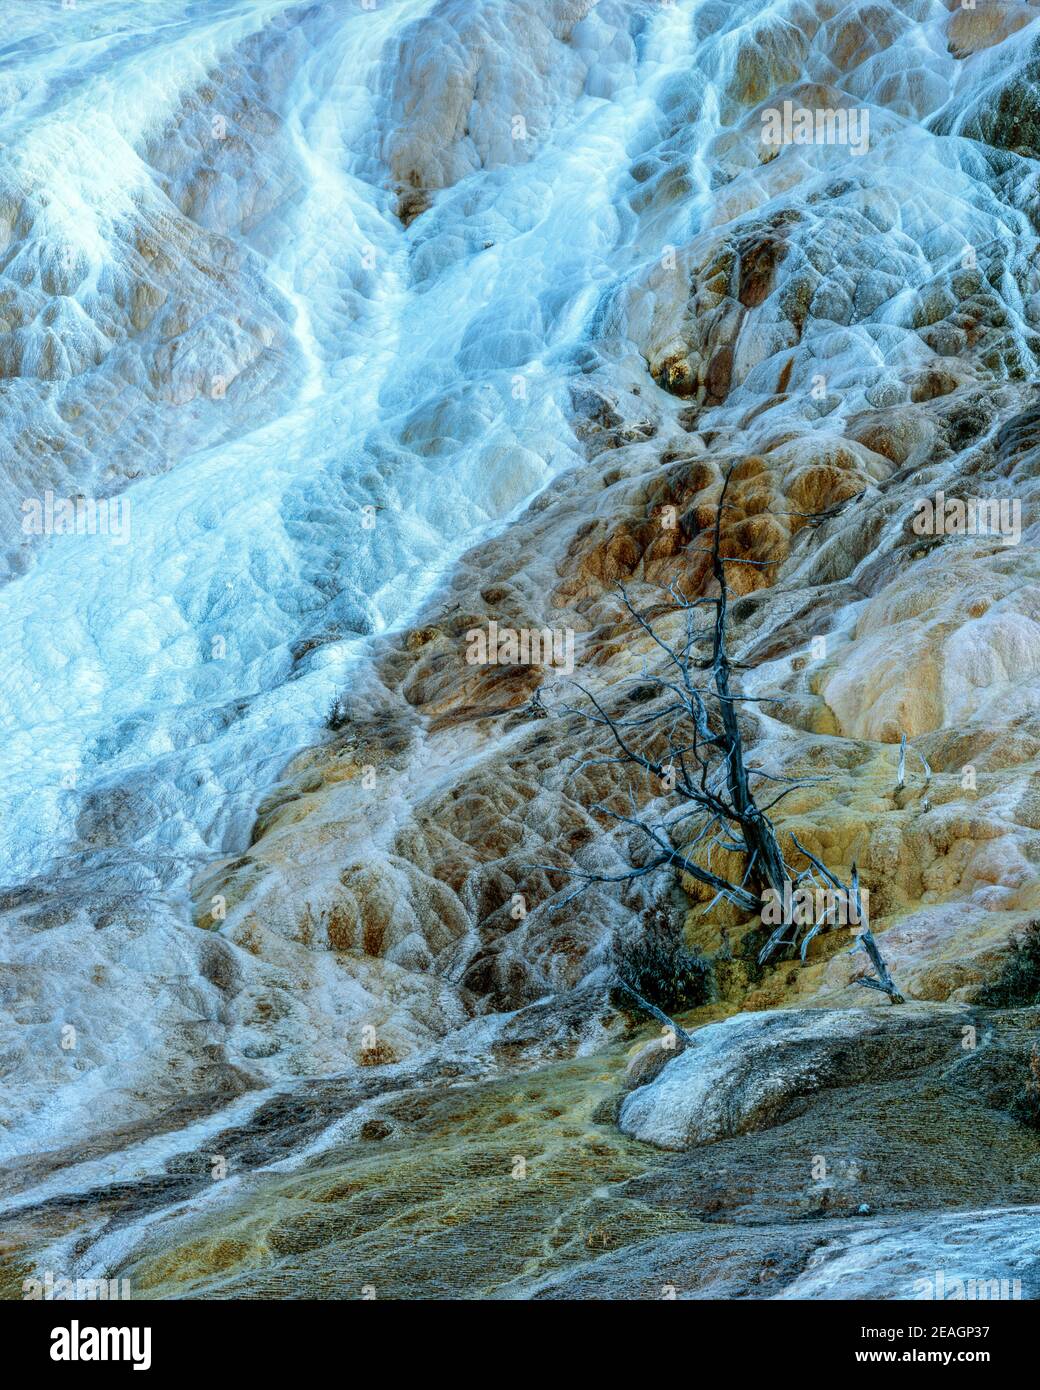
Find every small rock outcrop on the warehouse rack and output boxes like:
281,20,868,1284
620,1006,974,1149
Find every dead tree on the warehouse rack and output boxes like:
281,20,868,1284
850,928,905,1004
614,978,694,1047
543,466,904,1005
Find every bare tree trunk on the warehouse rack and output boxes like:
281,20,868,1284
613,978,694,1046
539,463,906,1003
850,928,905,1004
710,526,788,895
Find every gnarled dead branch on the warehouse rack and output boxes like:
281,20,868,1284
542,464,905,1004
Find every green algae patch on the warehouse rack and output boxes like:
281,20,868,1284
113,1048,695,1299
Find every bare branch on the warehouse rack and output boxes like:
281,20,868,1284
613,977,694,1046
850,927,905,1004
537,463,907,1004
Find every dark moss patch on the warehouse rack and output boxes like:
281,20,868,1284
611,910,713,1018
978,921,1040,1007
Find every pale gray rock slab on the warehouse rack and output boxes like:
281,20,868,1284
507,1206,1040,1300
619,1005,972,1149
776,1206,1040,1300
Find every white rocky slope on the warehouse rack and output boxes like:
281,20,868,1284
1,0,1040,1301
